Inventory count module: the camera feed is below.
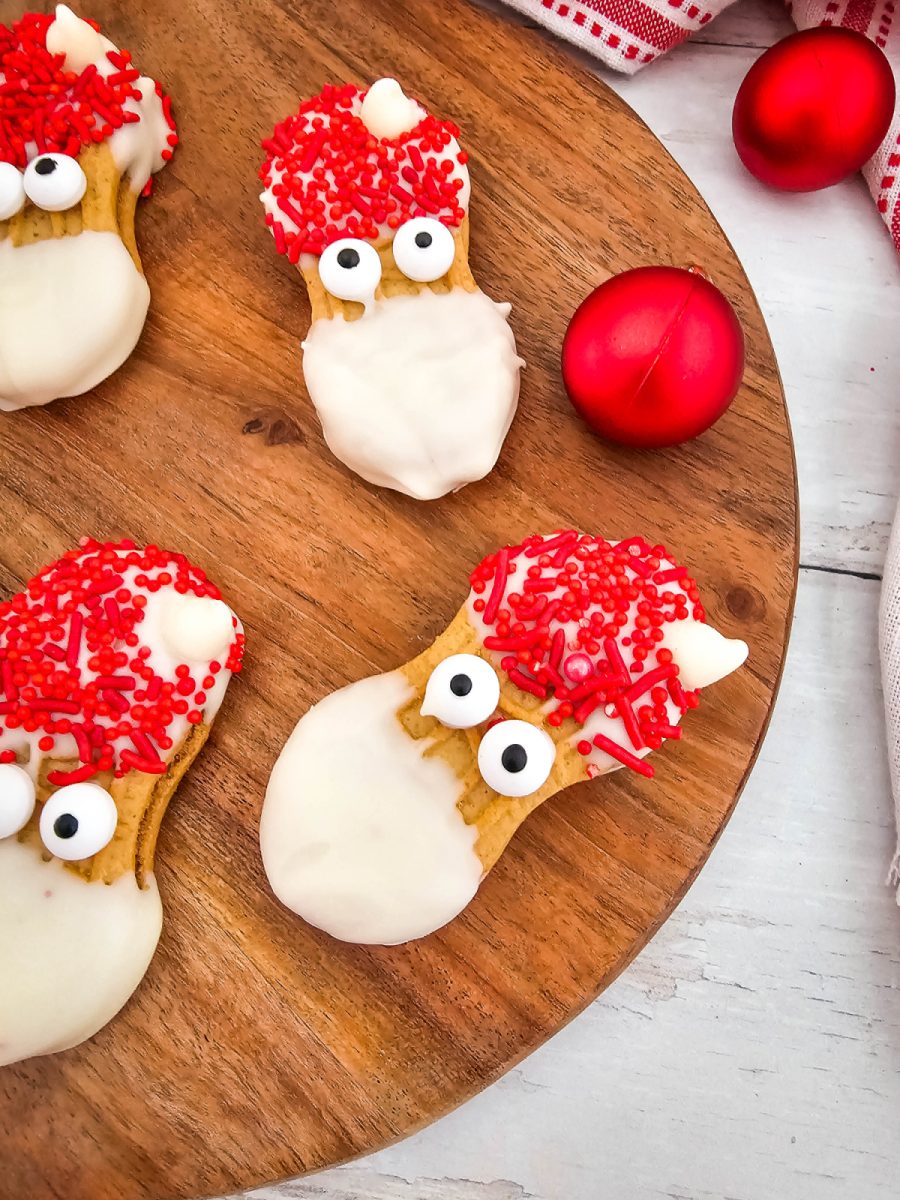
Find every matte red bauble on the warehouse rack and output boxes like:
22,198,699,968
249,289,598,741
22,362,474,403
733,27,895,192
561,266,744,449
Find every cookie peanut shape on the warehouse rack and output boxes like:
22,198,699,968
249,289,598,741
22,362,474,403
0,6,177,411
260,79,524,500
261,531,748,946
0,540,243,1067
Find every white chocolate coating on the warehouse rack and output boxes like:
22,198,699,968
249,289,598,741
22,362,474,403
45,4,107,73
0,231,149,412
45,5,171,193
358,78,426,140
0,838,161,1068
0,543,242,1066
657,614,749,690
302,287,523,500
261,537,748,946
159,593,236,667
260,671,482,945
0,7,175,412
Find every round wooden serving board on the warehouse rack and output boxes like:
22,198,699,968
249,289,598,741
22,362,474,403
0,0,797,1196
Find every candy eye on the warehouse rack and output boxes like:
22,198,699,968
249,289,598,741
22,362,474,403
0,763,36,839
421,653,500,729
39,782,118,861
477,719,556,797
23,153,87,213
392,217,456,283
0,162,25,221
318,238,382,306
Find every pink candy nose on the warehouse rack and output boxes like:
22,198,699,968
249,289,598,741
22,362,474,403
563,653,594,683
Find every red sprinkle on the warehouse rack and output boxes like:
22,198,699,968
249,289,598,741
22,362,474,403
483,547,509,626
259,81,466,257
592,733,655,778
47,762,99,786
468,531,709,763
0,11,177,173
0,539,243,781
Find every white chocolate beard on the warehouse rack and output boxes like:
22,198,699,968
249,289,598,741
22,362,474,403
301,288,523,500
260,671,483,945
0,839,162,1067
0,231,150,411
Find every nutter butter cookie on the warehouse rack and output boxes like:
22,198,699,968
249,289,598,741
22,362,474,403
260,531,748,945
0,6,178,411
260,78,524,501
0,539,243,1067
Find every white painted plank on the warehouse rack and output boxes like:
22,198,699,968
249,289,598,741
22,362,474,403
691,0,791,48
238,573,899,1198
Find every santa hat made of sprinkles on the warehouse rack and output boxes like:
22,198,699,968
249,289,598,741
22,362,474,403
0,539,243,788
0,6,177,194
260,80,470,261
468,530,744,780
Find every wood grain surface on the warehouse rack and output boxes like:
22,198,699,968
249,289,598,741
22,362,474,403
0,1,797,1197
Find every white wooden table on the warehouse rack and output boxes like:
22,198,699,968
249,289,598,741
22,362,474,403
236,4,900,1196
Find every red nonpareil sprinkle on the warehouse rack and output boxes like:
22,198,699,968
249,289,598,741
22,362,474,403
615,695,645,751
130,730,158,760
574,694,602,724
468,530,708,754
47,762,98,786
0,539,241,782
29,699,80,714
95,674,135,690
65,610,82,668
1,659,16,701
119,749,166,775
549,629,565,670
603,637,629,686
507,668,547,700
592,733,655,778
0,11,177,173
668,676,688,712
655,566,688,584
483,547,509,625
625,664,677,704
259,81,466,257
651,723,683,740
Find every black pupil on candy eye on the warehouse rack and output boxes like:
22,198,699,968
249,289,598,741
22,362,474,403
501,744,528,773
450,673,472,697
53,813,78,839
414,231,432,249
35,158,56,175
337,248,360,269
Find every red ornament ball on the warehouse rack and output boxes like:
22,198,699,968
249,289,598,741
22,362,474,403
561,266,745,449
733,27,895,192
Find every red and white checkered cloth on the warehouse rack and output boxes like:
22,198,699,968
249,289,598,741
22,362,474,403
498,0,900,251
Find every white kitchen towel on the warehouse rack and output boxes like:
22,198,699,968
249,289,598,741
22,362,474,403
879,499,900,899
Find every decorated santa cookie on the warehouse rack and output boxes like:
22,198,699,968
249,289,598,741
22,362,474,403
260,531,748,945
0,539,244,1067
0,6,178,411
259,79,524,500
